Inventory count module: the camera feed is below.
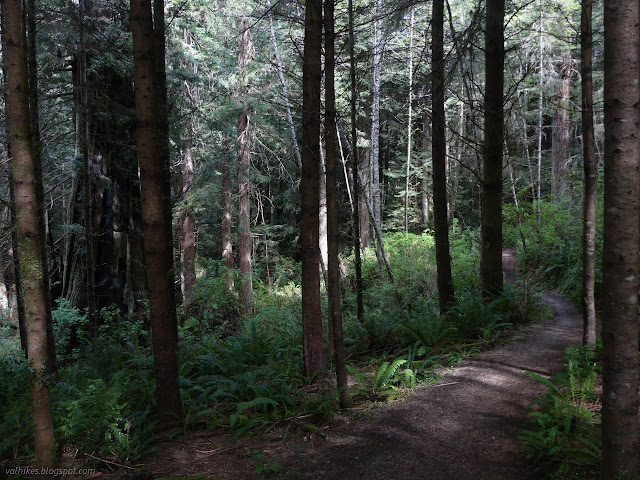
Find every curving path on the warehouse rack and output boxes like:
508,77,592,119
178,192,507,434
284,293,582,480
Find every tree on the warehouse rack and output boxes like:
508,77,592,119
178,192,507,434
4,0,56,466
301,0,325,377
324,0,351,408
238,18,254,318
600,0,640,476
348,0,364,324
580,0,596,347
432,0,454,313
480,0,504,297
130,0,183,420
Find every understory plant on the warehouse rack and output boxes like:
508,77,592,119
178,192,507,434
519,345,602,479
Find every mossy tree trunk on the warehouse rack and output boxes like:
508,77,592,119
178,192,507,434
4,0,56,466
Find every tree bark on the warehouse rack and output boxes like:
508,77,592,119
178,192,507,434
26,0,57,374
0,11,28,357
551,53,574,203
348,0,363,324
4,0,56,466
237,18,254,318
324,0,351,408
432,0,454,313
221,133,234,290
480,0,504,298
580,0,596,347
601,0,640,476
180,137,196,318
370,0,384,279
130,0,183,421
404,9,414,234
78,0,97,336
301,0,325,377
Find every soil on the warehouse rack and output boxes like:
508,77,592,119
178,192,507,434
80,252,584,480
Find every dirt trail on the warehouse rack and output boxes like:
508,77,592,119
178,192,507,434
281,293,582,480
102,292,582,480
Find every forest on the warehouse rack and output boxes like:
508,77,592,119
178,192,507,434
0,0,639,478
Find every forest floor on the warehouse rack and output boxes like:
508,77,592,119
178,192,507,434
88,252,583,480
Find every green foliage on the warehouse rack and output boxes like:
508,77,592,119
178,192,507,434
252,449,285,477
189,260,241,334
519,346,602,479
52,298,89,362
449,288,512,340
0,355,33,461
504,201,603,303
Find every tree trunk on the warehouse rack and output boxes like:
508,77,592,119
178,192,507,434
480,0,504,297
78,0,97,336
551,53,574,203
601,1,640,476
26,0,57,374
180,137,196,318
536,5,543,228
301,0,325,377
0,15,28,356
580,0,596,347
432,0,454,312
404,9,414,234
237,18,253,318
348,0,363,324
324,0,351,408
370,0,384,279
221,133,234,290
4,0,56,466
130,0,183,421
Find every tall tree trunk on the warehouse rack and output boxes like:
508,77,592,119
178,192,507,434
551,53,574,203
26,0,57,373
237,18,254,318
130,0,183,421
301,0,325,376
601,0,640,476
4,0,56,466
580,0,596,347
180,137,196,317
480,0,504,297
371,0,384,279
536,5,543,228
324,0,351,408
152,0,178,345
404,8,414,234
348,0,363,324
221,133,234,290
78,0,97,335
432,0,454,312
0,12,28,356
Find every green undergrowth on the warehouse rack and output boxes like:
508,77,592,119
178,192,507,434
0,228,551,469
519,345,602,479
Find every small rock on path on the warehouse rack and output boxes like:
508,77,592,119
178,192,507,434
286,293,582,480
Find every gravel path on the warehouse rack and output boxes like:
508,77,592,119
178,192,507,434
285,293,583,480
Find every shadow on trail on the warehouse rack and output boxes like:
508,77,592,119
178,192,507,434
286,294,582,480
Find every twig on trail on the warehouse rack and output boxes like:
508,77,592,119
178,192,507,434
433,382,460,387
84,453,135,470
